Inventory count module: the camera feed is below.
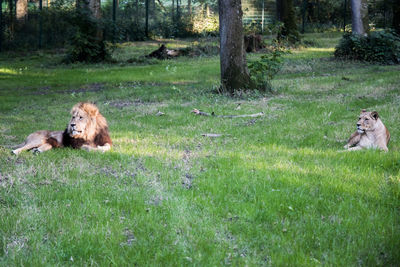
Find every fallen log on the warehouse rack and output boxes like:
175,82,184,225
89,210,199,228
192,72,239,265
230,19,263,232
147,36,261,60
191,109,264,118
146,44,181,59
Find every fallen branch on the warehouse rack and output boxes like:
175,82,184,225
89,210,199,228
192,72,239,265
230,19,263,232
156,0,167,12
201,133,224,137
192,109,264,118
146,44,181,59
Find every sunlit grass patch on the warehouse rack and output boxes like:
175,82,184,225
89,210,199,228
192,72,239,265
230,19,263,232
0,68,19,75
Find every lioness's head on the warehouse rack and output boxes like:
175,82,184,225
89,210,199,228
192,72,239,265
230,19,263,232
67,102,107,140
356,109,379,134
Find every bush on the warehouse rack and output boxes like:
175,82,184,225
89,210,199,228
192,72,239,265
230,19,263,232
334,31,400,64
248,43,288,91
63,9,111,63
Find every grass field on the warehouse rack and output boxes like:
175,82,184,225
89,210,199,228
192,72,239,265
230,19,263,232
0,32,399,266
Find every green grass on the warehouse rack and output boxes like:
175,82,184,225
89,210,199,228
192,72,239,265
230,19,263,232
0,32,399,266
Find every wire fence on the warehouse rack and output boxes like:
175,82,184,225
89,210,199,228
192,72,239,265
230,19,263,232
0,0,394,51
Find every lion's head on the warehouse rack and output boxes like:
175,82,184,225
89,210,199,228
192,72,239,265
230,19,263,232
67,102,109,141
356,109,379,134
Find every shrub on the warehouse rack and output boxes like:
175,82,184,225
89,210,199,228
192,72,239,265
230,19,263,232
63,9,111,63
248,43,288,91
334,31,400,64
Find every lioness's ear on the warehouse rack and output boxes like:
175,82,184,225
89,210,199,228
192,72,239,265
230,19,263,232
371,111,379,120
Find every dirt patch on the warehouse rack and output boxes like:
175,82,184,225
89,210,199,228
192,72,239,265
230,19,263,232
105,99,144,109
31,83,105,95
120,228,136,247
5,236,28,256
181,149,196,190
97,166,137,180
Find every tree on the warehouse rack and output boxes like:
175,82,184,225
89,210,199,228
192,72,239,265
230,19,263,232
16,0,28,21
65,0,109,62
145,0,149,38
393,0,400,34
77,0,102,38
8,0,14,35
218,0,254,93
188,0,192,15
277,0,300,43
350,0,368,35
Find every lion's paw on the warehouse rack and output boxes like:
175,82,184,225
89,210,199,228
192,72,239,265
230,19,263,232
32,148,41,154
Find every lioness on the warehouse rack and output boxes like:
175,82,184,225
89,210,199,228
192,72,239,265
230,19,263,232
12,102,112,155
344,109,390,151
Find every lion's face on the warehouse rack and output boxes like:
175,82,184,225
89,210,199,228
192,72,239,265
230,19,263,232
356,110,379,133
68,109,91,138
67,102,102,140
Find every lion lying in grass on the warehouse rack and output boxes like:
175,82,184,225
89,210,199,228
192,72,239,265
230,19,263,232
12,102,112,155
344,109,390,152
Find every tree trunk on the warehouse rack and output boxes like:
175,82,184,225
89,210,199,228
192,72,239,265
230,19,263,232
188,0,191,15
176,0,180,19
0,0,3,52
8,0,14,35
135,0,139,27
76,0,102,38
16,0,27,21
90,0,102,40
88,0,101,20
276,0,282,21
393,0,400,34
145,0,149,38
171,0,174,21
277,0,300,43
350,0,367,35
361,0,369,34
218,0,254,93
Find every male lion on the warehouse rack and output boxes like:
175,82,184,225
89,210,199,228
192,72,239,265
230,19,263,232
344,109,390,151
12,102,112,155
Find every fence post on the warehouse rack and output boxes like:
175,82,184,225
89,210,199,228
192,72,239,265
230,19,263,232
38,0,42,49
343,0,347,32
0,0,2,52
383,0,386,28
261,0,264,34
112,0,116,42
302,0,307,33
145,0,149,38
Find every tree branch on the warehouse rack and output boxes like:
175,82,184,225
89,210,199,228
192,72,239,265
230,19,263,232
191,109,264,118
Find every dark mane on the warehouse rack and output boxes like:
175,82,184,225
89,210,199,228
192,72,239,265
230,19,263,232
93,127,112,147
62,129,86,149
61,127,111,149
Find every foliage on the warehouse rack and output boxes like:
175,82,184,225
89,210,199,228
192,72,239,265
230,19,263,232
334,30,400,64
63,8,111,63
248,43,288,91
0,0,219,50
0,2,76,50
190,13,219,36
